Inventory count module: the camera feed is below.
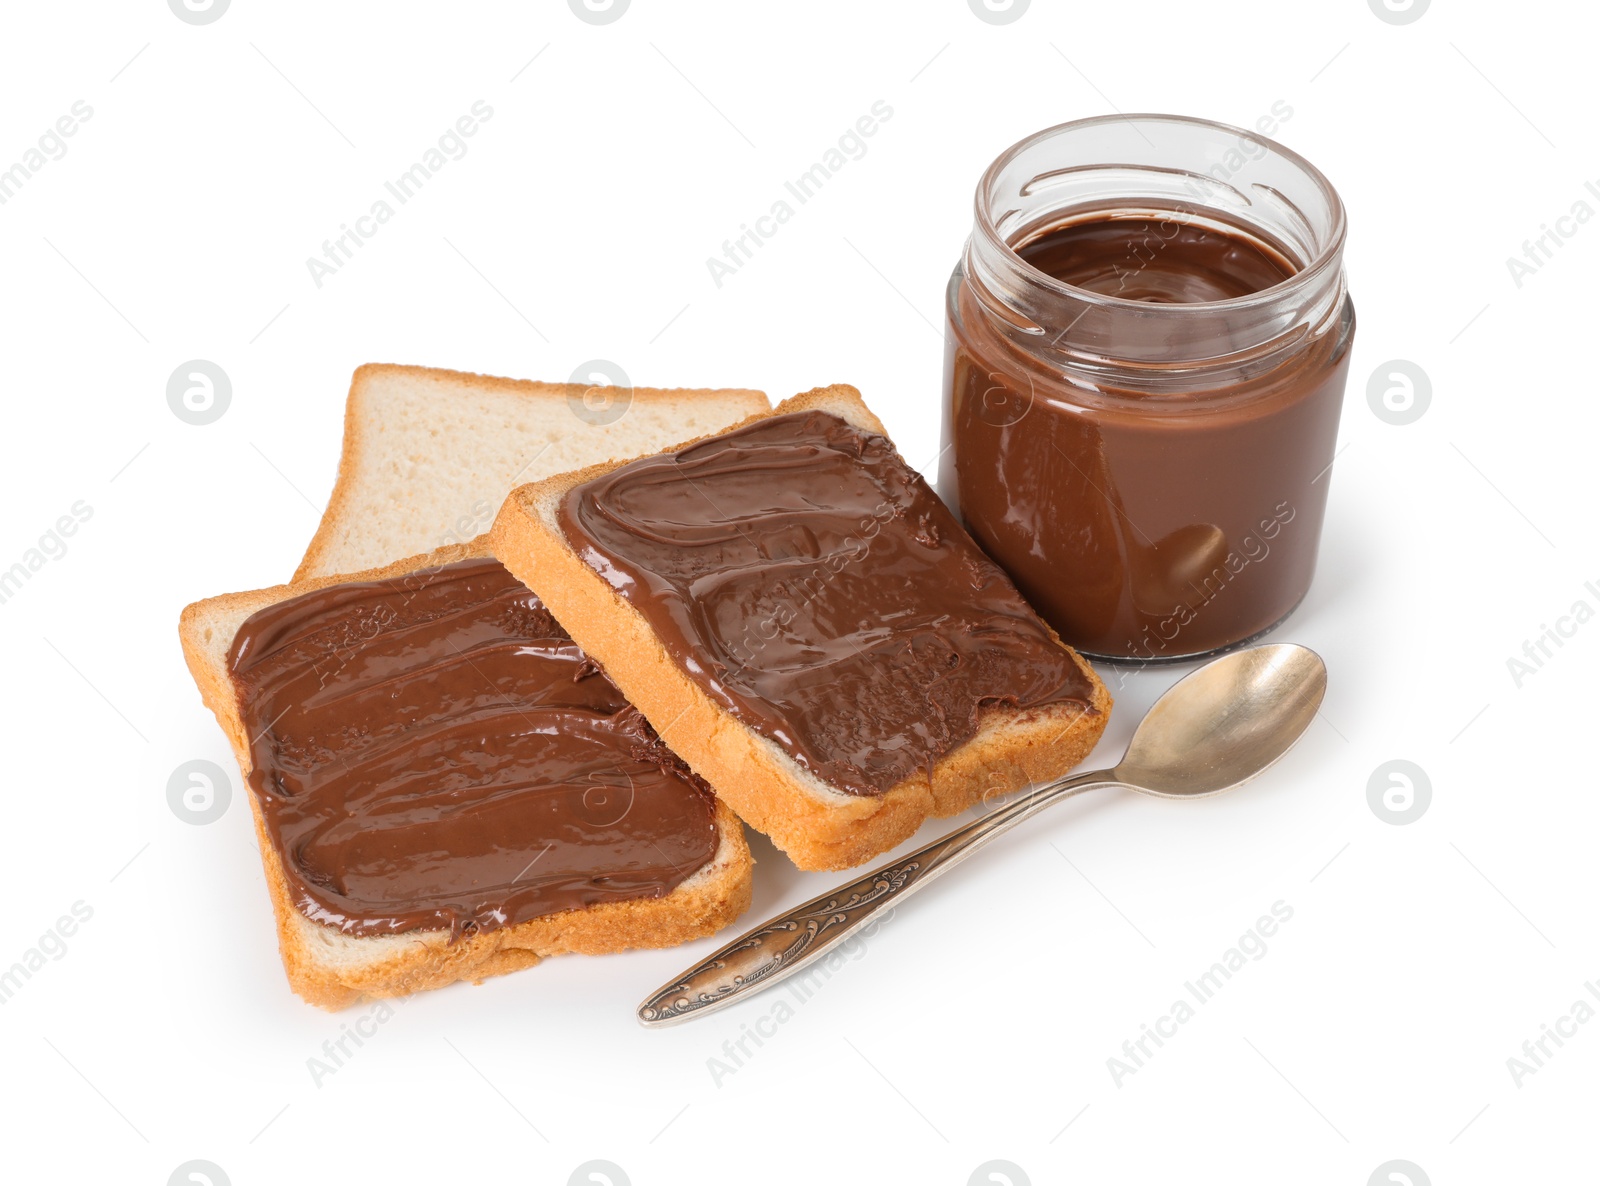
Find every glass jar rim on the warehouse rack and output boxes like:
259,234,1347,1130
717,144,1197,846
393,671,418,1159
973,112,1348,317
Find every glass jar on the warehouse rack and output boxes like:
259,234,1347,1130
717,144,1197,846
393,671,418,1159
941,114,1354,662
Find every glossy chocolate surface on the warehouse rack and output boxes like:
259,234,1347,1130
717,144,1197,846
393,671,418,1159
1016,216,1296,303
557,409,1098,796
944,215,1351,659
228,558,719,940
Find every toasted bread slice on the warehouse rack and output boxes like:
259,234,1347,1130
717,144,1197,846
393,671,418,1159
179,540,753,1009
490,385,1111,871
296,364,767,580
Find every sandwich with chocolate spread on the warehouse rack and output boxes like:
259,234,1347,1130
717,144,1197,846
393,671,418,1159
491,385,1111,871
179,542,753,1008
177,366,766,1008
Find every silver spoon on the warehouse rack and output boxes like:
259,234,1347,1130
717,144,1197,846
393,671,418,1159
637,642,1327,1027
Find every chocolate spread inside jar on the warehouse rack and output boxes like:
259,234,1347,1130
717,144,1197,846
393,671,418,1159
940,115,1355,661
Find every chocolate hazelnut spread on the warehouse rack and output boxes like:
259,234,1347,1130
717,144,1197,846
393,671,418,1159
1016,217,1296,303
556,409,1099,797
944,214,1350,659
227,558,719,940
942,116,1354,660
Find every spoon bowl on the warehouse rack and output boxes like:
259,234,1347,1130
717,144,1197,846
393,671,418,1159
1117,643,1327,797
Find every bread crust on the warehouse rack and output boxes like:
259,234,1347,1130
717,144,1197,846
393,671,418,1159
178,539,753,1010
295,363,767,581
490,385,1112,871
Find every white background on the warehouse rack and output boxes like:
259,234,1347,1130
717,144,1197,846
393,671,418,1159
1,1,1592,1182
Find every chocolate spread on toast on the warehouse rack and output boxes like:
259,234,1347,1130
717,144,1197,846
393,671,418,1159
228,558,719,940
557,410,1098,797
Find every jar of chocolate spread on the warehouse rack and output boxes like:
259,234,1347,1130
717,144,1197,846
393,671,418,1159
941,114,1354,661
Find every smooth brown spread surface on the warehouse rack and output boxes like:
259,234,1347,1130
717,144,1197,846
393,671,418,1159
944,214,1348,658
1017,216,1297,302
228,558,719,940
557,409,1097,797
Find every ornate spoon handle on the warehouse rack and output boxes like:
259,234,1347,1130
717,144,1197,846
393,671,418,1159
637,769,1117,1026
